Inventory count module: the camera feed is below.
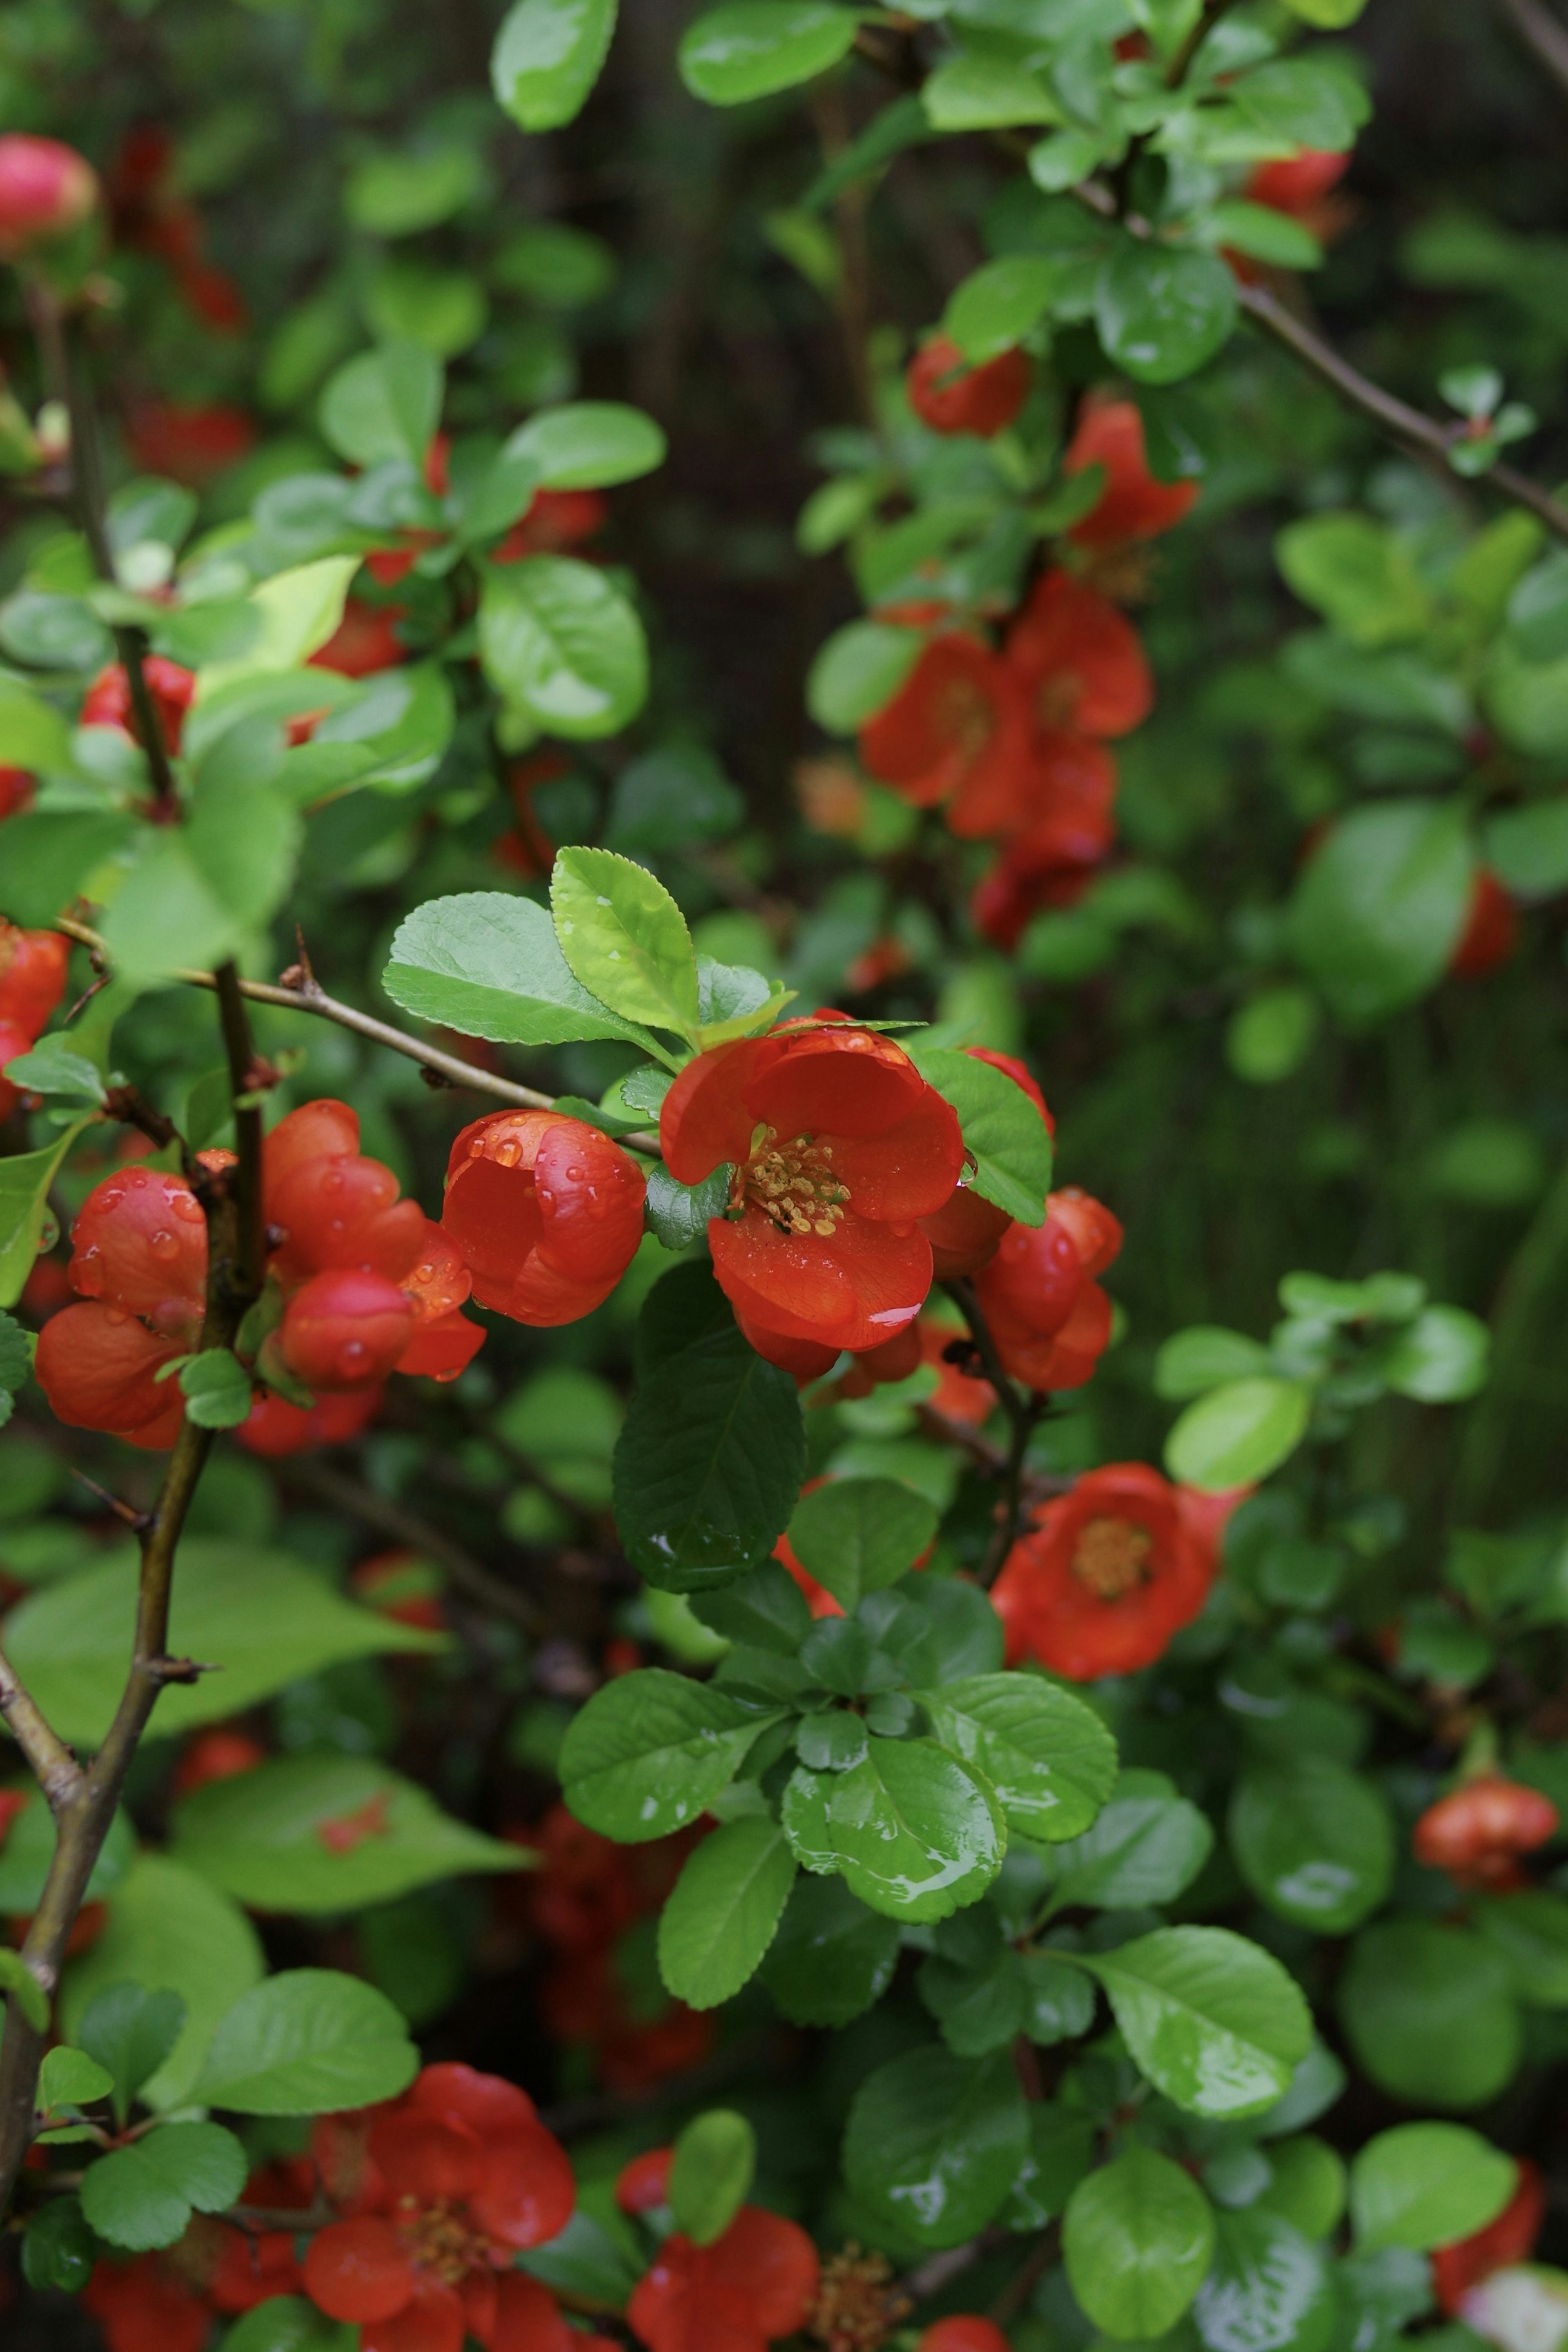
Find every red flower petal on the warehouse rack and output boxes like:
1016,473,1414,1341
410,2060,538,2136
279,1267,415,1392
1005,570,1152,739
396,1307,486,1380
616,2147,674,2214
918,2321,1014,2352
706,2205,822,2335
368,2109,485,2204
744,1026,926,1142
992,1461,1217,1678
1065,398,1199,551
303,2216,415,2323
262,1097,360,1211
490,2270,576,2352
735,1308,843,1382
468,2120,577,2248
824,1090,965,1222
34,1300,188,1437
533,1116,648,1283
660,1038,768,1184
361,2274,468,2352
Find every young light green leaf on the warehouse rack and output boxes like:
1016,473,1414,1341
679,2,861,106
1375,1306,1490,1403
384,891,662,1051
194,1970,418,2114
38,2045,114,2112
1349,2123,1516,2254
560,1667,780,1840
492,0,618,129
1065,2145,1217,2339
668,2109,756,2245
906,1044,1052,1225
1289,798,1475,1025
1155,1326,1274,1401
504,401,665,488
657,1818,796,2009
0,1117,95,1309
806,618,920,731
1165,1375,1313,1490
551,845,700,1032
178,1348,254,1430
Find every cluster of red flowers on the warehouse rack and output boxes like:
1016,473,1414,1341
511,1803,712,2094
35,1097,482,1454
616,2146,820,2352
0,132,98,260
84,2064,581,2352
994,1461,1238,1679
0,920,70,1121
109,124,247,336
1412,1773,1559,1891
859,396,1192,951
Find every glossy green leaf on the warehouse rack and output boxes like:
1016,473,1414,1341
758,1872,901,2025
218,2301,350,2352
1349,2123,1516,2253
679,2,860,105
657,1817,796,2008
1475,1891,1568,2005
318,343,441,468
843,2046,1029,2249
943,254,1064,363
786,1477,937,1610
921,1672,1118,1843
561,1666,779,1839
492,0,617,129
1064,2144,1217,2339
668,2109,755,2246
505,401,665,488
1096,239,1238,385
0,1117,95,1309
76,1983,186,2124
1277,512,1430,646
1289,799,1475,1025
551,845,699,1032
384,890,660,1051
1339,1920,1521,2111
81,2121,247,2252
1074,1926,1312,2119
1046,1782,1214,1909
1257,2136,1348,2240
1192,2207,1338,2352
1165,1376,1313,1491
38,2045,113,2112
906,1044,1052,1225
782,1735,1004,1922
1229,1756,1395,1934
1156,1327,1274,1402
194,1969,419,2114
479,555,648,737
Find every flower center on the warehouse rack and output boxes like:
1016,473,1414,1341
397,2195,491,2286
1034,670,1082,729
941,678,993,755
1071,1516,1152,1600
738,1125,851,1239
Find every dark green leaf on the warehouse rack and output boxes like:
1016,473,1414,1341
1339,1920,1521,2110
479,555,648,738
1229,1757,1395,1934
1349,2123,1515,2254
759,1872,901,2025
1289,800,1474,1026
786,1477,938,1611
1073,1926,1312,2119
78,1984,186,2123
81,2121,247,2252
1192,2207,1337,2352
560,1667,779,1839
843,2047,1030,2249
1096,239,1238,385
657,1818,796,2008
21,2196,97,2294
781,1735,1004,1922
194,1970,418,2114
1045,1783,1214,1909
1475,1891,1568,2005
921,1673,1118,1843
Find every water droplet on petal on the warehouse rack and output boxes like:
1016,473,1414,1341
494,1140,521,1168
337,1340,368,1376
150,1230,179,1262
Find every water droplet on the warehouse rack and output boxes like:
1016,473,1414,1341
100,1186,125,1209
104,1305,129,1327
172,1192,203,1223
566,1166,584,1183
337,1340,368,1375
150,1230,179,1262
494,1140,521,1168
76,1245,104,1296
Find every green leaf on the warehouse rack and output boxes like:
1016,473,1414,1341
78,1984,186,2122
551,845,700,1033
2,1040,105,1105
906,1044,1052,1225
491,0,617,127
1072,1925,1312,2119
62,1857,264,2111
21,2197,97,2295
81,2120,247,2252
345,143,482,236
385,890,660,1051
786,1477,938,1611
0,1949,47,2031
1165,1376,1313,1491
1229,1757,1395,1934
844,2047,1029,2249
1006,2102,1097,2230
1349,2123,1516,2254
1155,1326,1274,1402
4,1540,441,1747
924,55,1060,130
781,1736,1004,1923
171,1753,525,1914
38,2044,114,2111
219,2301,352,2352
178,1348,254,1430
1226,987,1321,1086
1095,239,1238,385
760,1874,900,2025
614,1301,806,1591
0,812,133,931
1256,2136,1348,2240
1045,1782,1214,1909
1475,1891,1568,2006
0,679,70,768
480,555,648,738
1280,0,1367,21
1339,1920,1521,2111
1192,2208,1337,2352
1064,2145,1217,2340
1374,1306,1490,1403
1277,513,1430,647
1483,800,1568,899
806,618,920,731
318,342,441,469
194,1969,418,2114
679,2,861,105
0,1790,132,1915
657,1818,797,2008
0,1116,94,1309
1289,799,1475,1026
668,2109,756,2246
644,1163,732,1250
0,1310,31,1421
921,1673,1118,1844
560,1666,780,1840
943,254,1064,363
1202,198,1323,270
504,401,665,489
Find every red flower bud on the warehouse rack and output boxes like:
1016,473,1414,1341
0,920,70,1036
906,334,1031,437
308,598,408,677
237,1384,382,1457
1450,869,1518,979
278,1267,416,1392
66,1165,207,1330
1413,1775,1559,1885
80,655,196,754
0,134,99,258
442,1109,646,1326
919,2322,1013,2352
261,1096,362,1210
268,1151,423,1283
34,1299,187,1441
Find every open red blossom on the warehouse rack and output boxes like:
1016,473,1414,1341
0,133,98,256
80,655,196,754
921,1048,1053,1278
619,2149,820,2352
973,1185,1122,1391
441,1108,646,1325
1412,1775,1559,1889
1432,2161,1546,2313
858,635,1035,834
906,335,1031,437
303,2063,576,2352
1006,569,1152,739
310,597,409,676
1450,869,1518,978
993,1461,1236,1678
1065,399,1199,550
0,765,33,817
969,752,1116,948
660,1020,964,1363
82,2253,210,2352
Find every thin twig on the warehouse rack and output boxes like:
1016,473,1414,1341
944,1280,1043,1580
213,961,266,1299
1164,0,1236,86
278,1457,548,1635
1498,0,1568,101
0,1649,80,1817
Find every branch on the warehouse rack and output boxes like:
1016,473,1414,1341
944,1280,1043,1581
278,1457,549,1636
0,1648,80,1815
1498,0,1568,101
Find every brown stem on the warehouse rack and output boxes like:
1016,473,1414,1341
0,1649,80,1816
1164,0,1238,86
0,977,267,2216
1498,0,1568,101
944,1279,1043,1581
213,961,265,1300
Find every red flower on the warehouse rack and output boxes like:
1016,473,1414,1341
441,1109,646,1325
920,1048,1053,1278
1432,2160,1546,2313
1412,1775,1559,1889
659,1021,964,1365
124,401,255,487
918,2322,1013,2352
1450,869,1518,978
858,635,1035,833
0,920,70,1117
82,2254,210,2352
238,1383,383,1456
969,746,1116,950
303,2063,576,2352
1065,399,1198,551
170,1726,267,1798
1247,149,1352,215
619,2149,820,2352
494,486,607,560
80,656,196,755
351,1548,448,1632
972,1185,1122,1391
0,134,98,256
279,1267,416,1392
0,765,33,818
1005,568,1152,739
310,598,409,677
993,1461,1232,1678
906,336,1031,437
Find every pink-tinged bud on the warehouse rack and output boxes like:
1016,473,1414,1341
0,136,99,261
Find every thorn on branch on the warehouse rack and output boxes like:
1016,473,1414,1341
69,1471,153,1533
101,1085,178,1154
147,1656,218,1687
